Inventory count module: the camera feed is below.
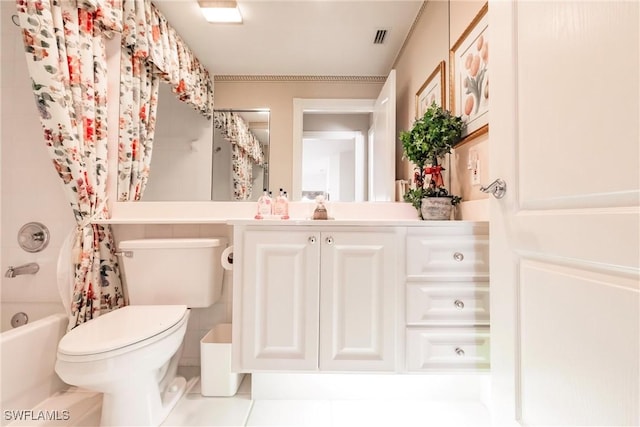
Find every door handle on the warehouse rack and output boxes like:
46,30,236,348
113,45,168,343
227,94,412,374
480,178,507,199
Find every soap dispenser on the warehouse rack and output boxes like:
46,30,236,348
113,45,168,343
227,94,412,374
274,188,290,220
255,189,273,219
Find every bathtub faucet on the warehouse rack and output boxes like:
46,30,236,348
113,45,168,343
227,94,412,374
5,262,39,278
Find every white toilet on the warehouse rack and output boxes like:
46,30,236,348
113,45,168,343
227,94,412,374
55,238,227,426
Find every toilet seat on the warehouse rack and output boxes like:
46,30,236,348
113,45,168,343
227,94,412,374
58,305,188,361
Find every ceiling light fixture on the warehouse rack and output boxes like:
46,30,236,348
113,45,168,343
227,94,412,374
198,1,243,24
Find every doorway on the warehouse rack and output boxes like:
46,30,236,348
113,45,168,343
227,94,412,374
291,71,396,202
302,130,366,202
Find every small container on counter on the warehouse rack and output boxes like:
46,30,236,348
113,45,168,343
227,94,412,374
274,189,290,219
254,189,273,219
312,195,329,220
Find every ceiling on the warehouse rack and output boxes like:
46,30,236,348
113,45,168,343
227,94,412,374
153,0,424,76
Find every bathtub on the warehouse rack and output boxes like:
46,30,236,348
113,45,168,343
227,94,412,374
0,311,68,415
0,302,65,332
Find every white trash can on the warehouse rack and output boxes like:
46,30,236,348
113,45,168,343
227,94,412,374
200,323,245,396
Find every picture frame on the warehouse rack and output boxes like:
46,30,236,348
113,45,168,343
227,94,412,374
415,61,445,119
450,3,489,145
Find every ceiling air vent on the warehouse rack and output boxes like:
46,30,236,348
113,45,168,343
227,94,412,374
373,29,388,45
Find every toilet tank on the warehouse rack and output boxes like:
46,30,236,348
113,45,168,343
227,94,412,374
118,238,228,307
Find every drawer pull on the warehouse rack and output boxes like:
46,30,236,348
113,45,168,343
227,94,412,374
308,236,317,244
453,252,464,262
455,347,465,357
454,299,465,309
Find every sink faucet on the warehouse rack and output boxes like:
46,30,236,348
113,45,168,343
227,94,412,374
5,262,39,278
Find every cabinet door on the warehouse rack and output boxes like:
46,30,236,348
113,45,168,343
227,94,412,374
319,231,397,371
406,327,490,372
406,282,490,326
406,233,489,280
240,230,320,371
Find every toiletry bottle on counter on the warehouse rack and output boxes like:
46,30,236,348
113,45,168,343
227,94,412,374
255,189,273,219
284,192,290,219
274,188,290,219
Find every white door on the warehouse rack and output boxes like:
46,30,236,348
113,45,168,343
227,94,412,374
318,231,397,371
490,1,639,425
239,230,320,371
369,69,396,201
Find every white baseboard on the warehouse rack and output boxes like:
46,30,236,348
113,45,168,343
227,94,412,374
251,373,490,402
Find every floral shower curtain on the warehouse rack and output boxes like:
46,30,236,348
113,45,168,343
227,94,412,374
16,0,125,328
231,145,253,200
117,0,157,201
117,48,159,201
117,0,213,201
214,111,265,200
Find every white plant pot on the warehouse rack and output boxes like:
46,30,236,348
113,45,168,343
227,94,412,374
421,197,453,220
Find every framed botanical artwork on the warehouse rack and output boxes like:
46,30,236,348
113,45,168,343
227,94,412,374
415,61,445,119
450,3,489,144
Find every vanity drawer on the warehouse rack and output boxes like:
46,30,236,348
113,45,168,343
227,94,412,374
406,282,490,326
406,327,490,371
406,235,489,278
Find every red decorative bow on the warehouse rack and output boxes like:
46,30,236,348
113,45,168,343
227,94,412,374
424,166,444,187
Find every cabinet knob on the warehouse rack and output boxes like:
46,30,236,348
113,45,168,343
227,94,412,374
325,236,334,245
454,299,465,309
453,252,464,262
308,236,317,244
455,347,465,357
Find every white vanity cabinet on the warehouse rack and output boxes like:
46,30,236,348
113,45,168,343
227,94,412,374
233,225,399,372
236,229,320,371
404,224,490,371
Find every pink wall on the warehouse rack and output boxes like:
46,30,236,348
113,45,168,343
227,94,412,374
394,0,450,183
394,0,489,216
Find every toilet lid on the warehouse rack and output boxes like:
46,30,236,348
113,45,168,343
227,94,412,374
58,305,187,356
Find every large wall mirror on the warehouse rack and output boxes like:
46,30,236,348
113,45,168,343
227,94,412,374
139,84,269,201
119,1,452,206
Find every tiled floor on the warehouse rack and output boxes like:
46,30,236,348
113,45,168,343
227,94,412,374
161,375,253,427
167,375,491,427
8,372,491,426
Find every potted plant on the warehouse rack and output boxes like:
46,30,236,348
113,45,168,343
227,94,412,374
400,103,464,220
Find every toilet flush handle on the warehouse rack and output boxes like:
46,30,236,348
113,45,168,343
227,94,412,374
115,250,133,258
